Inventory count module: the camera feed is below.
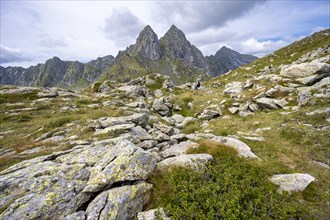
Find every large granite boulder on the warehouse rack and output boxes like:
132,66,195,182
0,140,158,219
280,61,330,78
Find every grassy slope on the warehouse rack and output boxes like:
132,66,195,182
150,29,330,219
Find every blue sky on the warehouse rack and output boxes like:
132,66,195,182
0,0,329,67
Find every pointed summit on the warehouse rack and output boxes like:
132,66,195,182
128,25,161,61
161,25,208,69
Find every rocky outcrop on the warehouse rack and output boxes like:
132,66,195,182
206,46,257,76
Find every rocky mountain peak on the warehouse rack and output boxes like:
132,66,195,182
127,25,161,61
161,25,208,69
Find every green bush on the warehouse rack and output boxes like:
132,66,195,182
149,142,304,219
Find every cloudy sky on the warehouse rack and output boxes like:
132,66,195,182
1,0,329,67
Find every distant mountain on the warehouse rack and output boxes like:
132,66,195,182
0,55,115,89
206,46,257,76
0,25,257,88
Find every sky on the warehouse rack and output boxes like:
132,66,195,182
0,0,329,68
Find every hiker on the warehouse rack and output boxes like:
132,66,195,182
194,80,201,95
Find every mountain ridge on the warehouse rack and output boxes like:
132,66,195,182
1,25,257,88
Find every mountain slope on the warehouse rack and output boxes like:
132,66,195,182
206,46,257,76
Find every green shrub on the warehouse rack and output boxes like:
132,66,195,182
148,141,304,219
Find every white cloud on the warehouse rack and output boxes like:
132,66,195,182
0,1,328,67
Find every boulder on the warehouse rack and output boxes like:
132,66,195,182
154,89,163,98
223,82,244,97
153,122,174,135
280,61,330,78
138,208,170,220
296,74,327,86
211,136,259,159
152,97,172,117
270,173,315,193
198,109,220,120
126,85,149,98
98,113,149,128
160,141,199,158
297,90,312,106
256,98,279,109
83,140,158,193
156,154,213,171
274,85,295,93
98,82,111,93
85,182,153,220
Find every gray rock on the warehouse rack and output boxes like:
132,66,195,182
198,109,221,120
156,154,213,171
138,140,158,150
160,141,199,158
274,98,288,108
223,82,244,97
153,122,174,135
280,61,330,78
211,136,259,159
85,182,153,220
154,89,163,98
98,81,111,93
152,97,172,116
228,107,239,114
256,98,279,109
270,173,315,193
297,90,312,106
99,113,149,128
93,123,135,136
296,74,327,86
138,208,170,220
63,211,86,220
83,140,158,193
244,79,254,89
127,85,149,98
129,126,153,141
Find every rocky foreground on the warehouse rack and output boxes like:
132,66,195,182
0,29,329,219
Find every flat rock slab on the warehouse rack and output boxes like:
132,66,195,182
99,113,149,128
93,123,135,136
156,154,213,171
270,173,315,193
0,140,158,219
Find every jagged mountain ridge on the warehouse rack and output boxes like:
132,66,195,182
0,55,115,89
1,25,256,87
206,46,257,76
